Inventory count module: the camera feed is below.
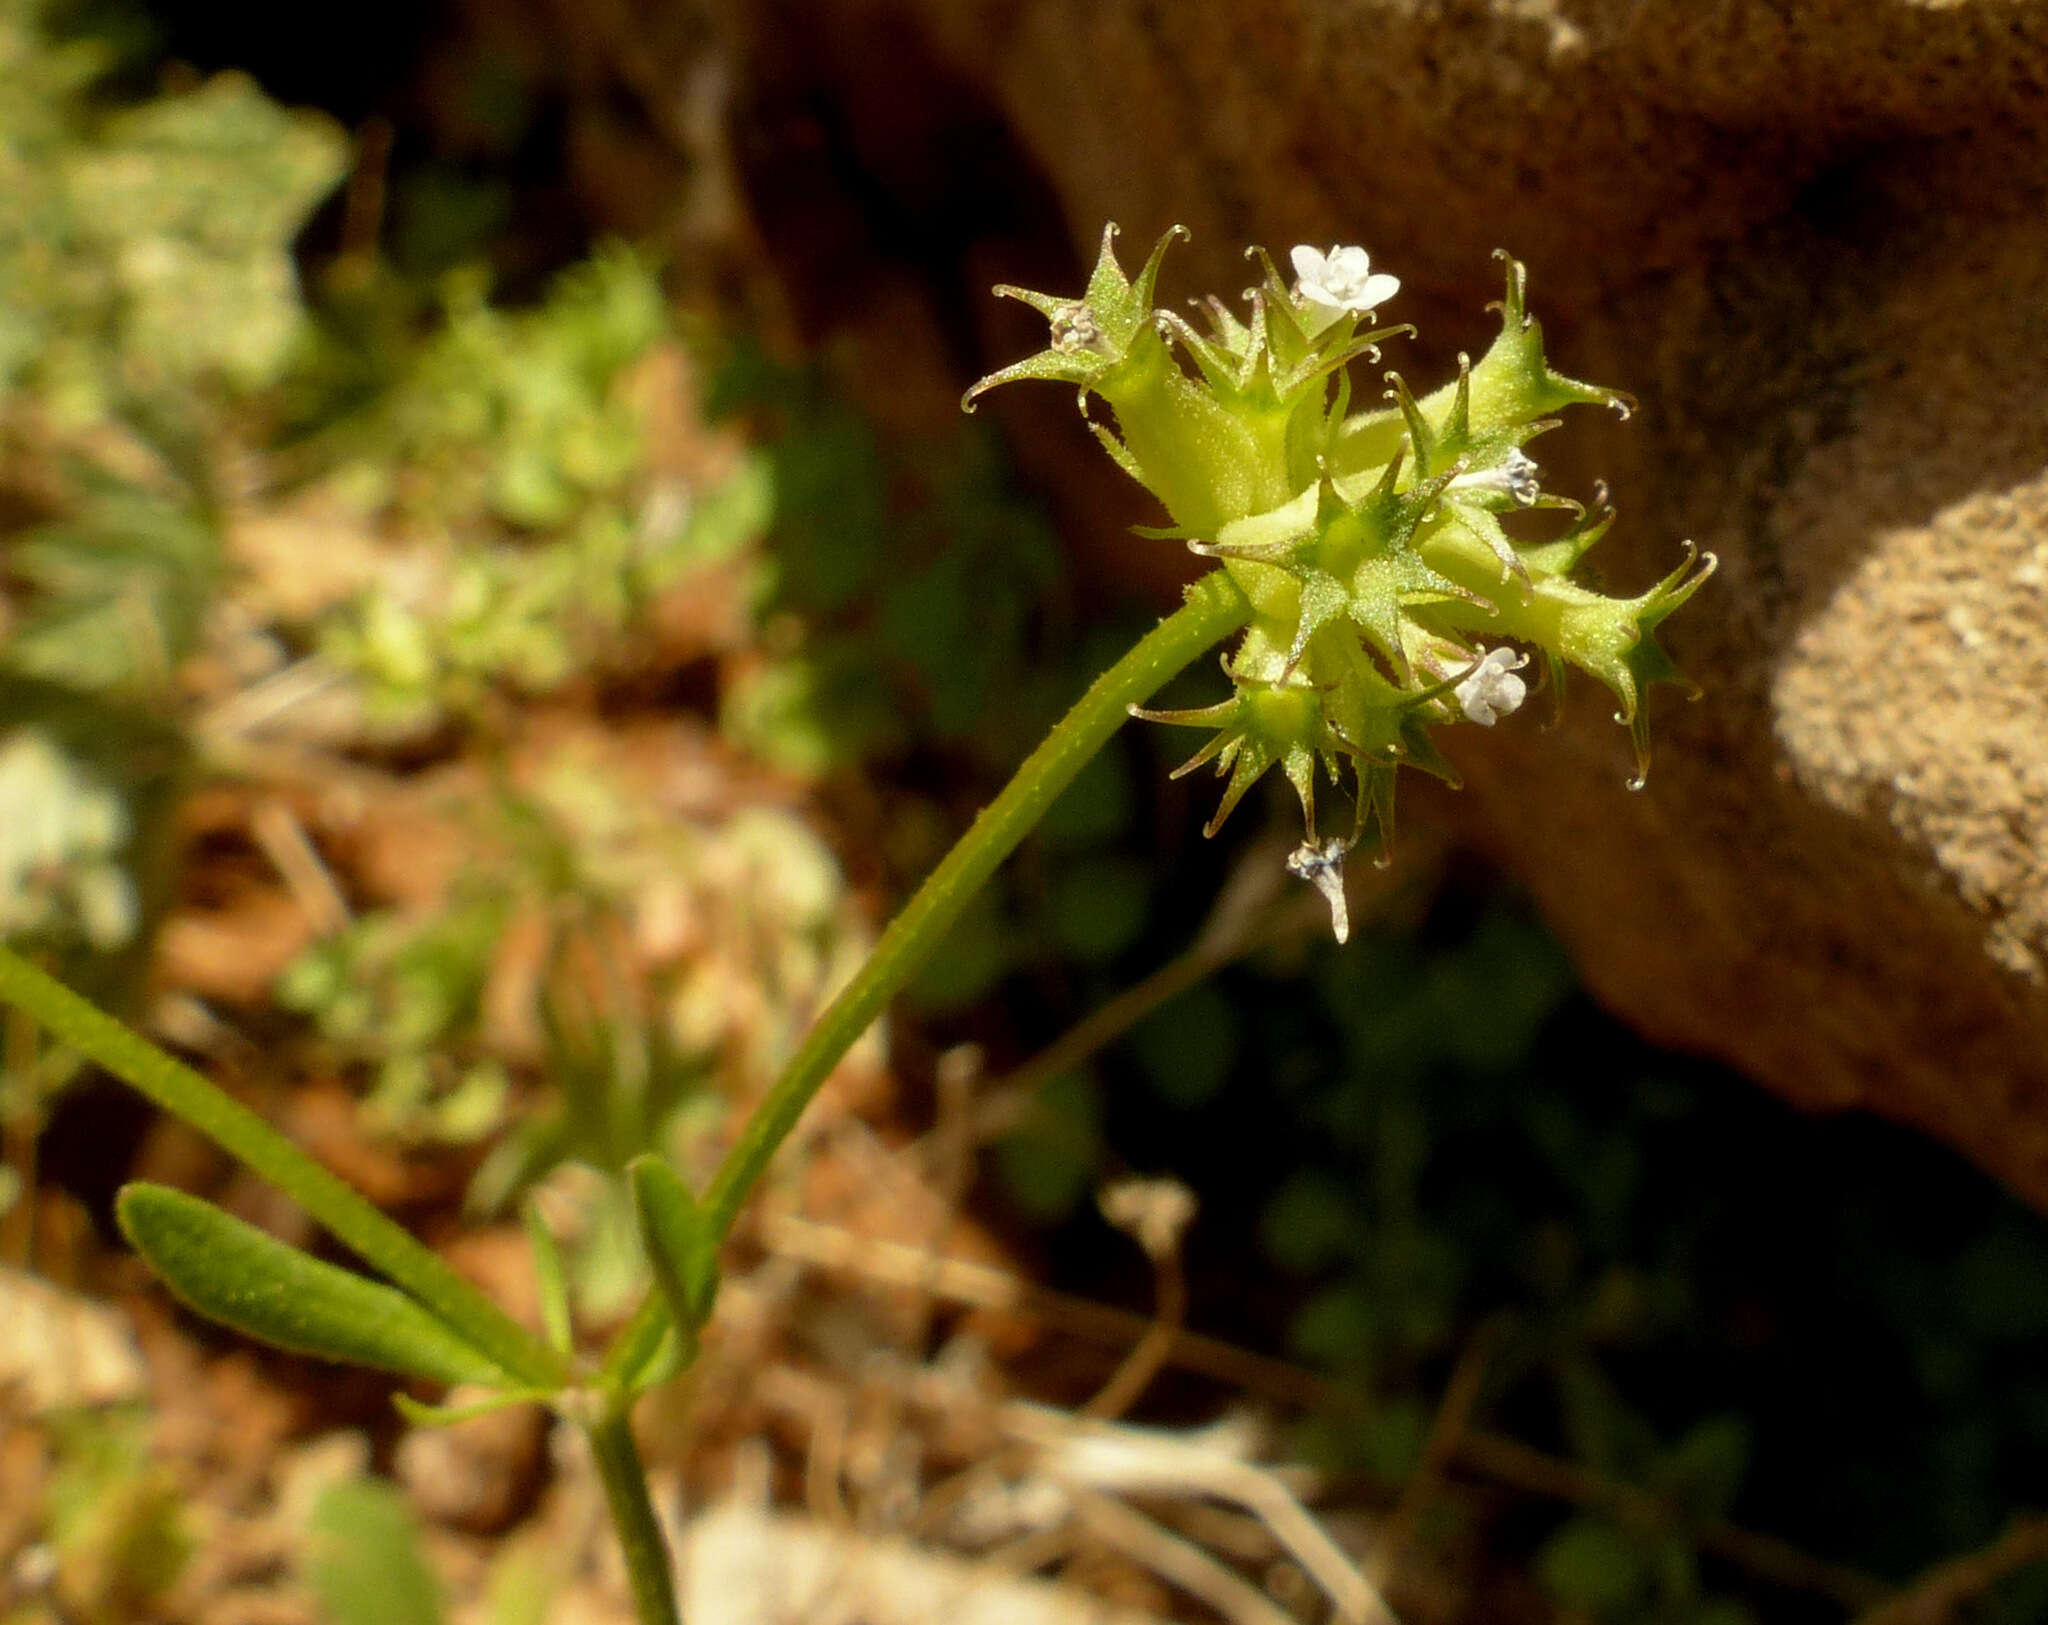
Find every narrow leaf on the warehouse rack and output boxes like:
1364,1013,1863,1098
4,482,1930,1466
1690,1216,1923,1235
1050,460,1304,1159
626,1155,719,1337
622,1325,685,1394
522,1198,574,1355
393,1389,554,1428
117,1183,509,1386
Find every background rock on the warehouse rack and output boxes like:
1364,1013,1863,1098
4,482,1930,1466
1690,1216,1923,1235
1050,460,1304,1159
557,0,2048,1203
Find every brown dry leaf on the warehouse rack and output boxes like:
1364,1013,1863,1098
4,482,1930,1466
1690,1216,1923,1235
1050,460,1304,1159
156,885,313,1004
284,1079,453,1208
227,494,389,626
440,1226,547,1344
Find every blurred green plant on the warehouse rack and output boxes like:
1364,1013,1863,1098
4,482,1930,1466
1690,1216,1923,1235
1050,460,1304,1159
707,343,1068,775
0,0,344,972
0,2,345,416
0,730,135,951
382,251,665,530
304,1476,446,1625
0,7,348,1229
279,750,862,1326
279,887,516,1146
309,250,755,732
33,1407,193,1625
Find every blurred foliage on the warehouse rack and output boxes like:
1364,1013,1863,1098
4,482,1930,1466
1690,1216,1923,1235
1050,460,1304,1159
32,1407,191,1624
0,0,334,1002
377,251,663,530
1018,895,2048,1620
279,886,515,1146
0,0,858,1340
0,0,345,414
0,730,134,950
307,249,753,732
2,3,2047,1621
706,343,1070,774
305,1477,444,1625
278,737,864,1322
301,1468,564,1625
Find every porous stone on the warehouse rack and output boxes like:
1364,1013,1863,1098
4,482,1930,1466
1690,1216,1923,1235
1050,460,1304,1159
557,0,2048,1201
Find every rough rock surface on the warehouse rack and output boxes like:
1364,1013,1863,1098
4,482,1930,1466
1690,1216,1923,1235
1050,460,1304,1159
621,0,2048,1202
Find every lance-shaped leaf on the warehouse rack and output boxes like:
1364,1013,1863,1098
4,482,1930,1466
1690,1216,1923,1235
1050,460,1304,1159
522,1197,574,1356
626,1155,720,1340
117,1183,510,1386
393,1387,555,1428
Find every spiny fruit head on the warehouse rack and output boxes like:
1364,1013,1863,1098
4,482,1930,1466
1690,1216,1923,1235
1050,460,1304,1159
968,227,1714,939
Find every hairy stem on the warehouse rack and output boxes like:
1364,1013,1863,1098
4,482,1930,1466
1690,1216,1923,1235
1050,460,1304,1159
587,1406,682,1625
0,945,569,1389
602,570,1253,1386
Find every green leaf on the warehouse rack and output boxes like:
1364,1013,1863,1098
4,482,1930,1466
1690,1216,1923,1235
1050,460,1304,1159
306,1478,445,1625
116,1183,510,1386
1048,855,1150,962
620,1326,686,1393
523,1198,575,1355
480,1536,562,1625
1656,1415,1752,1523
391,1389,554,1428
1537,1516,1649,1614
1131,983,1239,1108
994,1070,1102,1221
626,1155,720,1341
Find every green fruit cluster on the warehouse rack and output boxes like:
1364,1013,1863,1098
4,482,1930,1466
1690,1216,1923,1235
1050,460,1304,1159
967,227,1712,929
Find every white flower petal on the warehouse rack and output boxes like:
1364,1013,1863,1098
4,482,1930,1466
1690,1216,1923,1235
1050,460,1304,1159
1323,244,1371,286
1454,647,1529,727
1286,837,1353,944
1449,447,1540,507
1355,271,1401,311
1290,242,1400,318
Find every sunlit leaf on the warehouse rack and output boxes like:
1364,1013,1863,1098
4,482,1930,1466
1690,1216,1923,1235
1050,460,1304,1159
116,1183,509,1385
626,1154,719,1339
521,1198,574,1355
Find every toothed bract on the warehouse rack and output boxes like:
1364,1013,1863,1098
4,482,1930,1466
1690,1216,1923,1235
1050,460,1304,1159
969,230,1711,922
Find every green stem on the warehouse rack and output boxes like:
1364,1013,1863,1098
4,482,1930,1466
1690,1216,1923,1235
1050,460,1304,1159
587,1406,682,1625
603,570,1252,1385
0,945,570,1390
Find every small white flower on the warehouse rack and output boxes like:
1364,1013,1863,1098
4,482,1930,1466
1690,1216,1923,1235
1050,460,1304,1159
1290,244,1400,334
1448,448,1542,508
1285,836,1353,943
1454,647,1529,727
